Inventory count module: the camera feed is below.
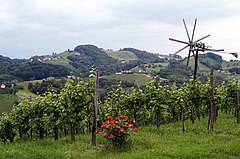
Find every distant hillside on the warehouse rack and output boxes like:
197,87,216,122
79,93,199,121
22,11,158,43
104,50,139,61
121,48,161,63
0,45,238,84
68,45,123,77
0,55,70,82
102,74,153,86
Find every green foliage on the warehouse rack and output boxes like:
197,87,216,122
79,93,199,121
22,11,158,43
0,55,70,82
28,79,66,95
156,60,192,85
199,52,223,70
0,94,18,114
70,45,123,77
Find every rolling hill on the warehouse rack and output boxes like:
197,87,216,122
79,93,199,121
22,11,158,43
104,50,139,61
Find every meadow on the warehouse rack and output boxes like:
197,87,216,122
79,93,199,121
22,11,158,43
0,113,239,159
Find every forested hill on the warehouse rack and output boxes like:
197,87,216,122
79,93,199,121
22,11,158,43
0,55,69,81
69,45,123,76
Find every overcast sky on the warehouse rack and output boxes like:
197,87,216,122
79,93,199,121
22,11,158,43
0,0,240,60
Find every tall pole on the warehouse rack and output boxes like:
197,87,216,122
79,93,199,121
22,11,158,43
208,69,216,132
92,70,99,146
193,50,198,81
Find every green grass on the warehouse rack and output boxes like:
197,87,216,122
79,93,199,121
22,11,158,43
105,50,139,61
44,51,78,70
17,80,41,98
102,74,153,85
0,94,18,114
222,61,240,69
0,113,239,159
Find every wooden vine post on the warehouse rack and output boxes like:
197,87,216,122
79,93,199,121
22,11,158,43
92,70,99,146
237,80,240,124
28,95,33,141
208,69,216,132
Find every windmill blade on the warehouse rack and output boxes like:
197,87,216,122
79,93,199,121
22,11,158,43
172,45,189,55
183,19,191,42
169,38,189,45
194,34,210,43
205,48,224,52
218,51,238,58
191,18,197,42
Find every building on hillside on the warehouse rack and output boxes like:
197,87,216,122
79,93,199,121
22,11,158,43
0,84,6,89
121,60,126,64
121,70,133,74
47,77,55,80
219,70,231,74
143,64,152,68
67,75,77,79
138,70,146,73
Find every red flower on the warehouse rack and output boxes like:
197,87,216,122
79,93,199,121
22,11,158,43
109,134,114,139
103,132,108,137
119,115,126,119
109,121,114,125
95,129,100,133
125,122,129,125
108,116,113,121
119,128,124,133
128,124,133,128
128,120,133,123
134,127,138,132
102,122,107,128
114,117,119,121
115,121,119,125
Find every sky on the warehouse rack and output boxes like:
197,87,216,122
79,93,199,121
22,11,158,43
0,0,240,60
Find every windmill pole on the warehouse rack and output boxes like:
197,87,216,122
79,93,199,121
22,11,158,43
193,50,198,81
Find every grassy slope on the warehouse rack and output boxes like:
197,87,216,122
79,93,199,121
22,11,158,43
102,74,153,85
0,113,239,159
222,61,240,69
0,94,18,114
17,80,41,98
104,50,139,61
182,57,210,73
44,51,77,70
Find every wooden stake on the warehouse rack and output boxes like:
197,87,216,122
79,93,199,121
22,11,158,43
92,70,99,146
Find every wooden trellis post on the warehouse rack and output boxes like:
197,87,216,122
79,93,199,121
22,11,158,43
92,70,99,146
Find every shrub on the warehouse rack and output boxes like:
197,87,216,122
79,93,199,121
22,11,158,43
99,115,136,147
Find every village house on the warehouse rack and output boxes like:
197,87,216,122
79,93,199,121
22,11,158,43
121,70,133,74
0,83,6,89
143,64,152,68
138,70,146,73
67,75,77,79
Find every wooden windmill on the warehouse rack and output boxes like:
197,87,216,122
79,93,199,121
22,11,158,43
169,18,238,81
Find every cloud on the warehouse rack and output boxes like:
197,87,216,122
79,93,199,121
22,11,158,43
0,0,240,60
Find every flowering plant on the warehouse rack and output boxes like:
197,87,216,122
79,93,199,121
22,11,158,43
98,115,137,147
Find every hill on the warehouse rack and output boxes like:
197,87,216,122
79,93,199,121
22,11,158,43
104,50,139,61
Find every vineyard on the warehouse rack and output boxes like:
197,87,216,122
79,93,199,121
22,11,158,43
0,72,240,147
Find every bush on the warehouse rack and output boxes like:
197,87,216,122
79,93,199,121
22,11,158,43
99,115,137,148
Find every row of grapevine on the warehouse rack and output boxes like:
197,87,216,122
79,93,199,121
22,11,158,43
0,78,94,143
0,76,239,143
